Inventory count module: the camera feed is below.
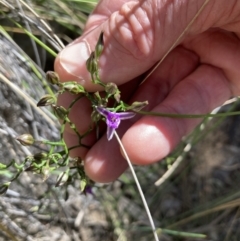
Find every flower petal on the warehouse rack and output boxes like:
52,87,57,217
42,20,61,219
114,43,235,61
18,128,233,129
107,126,115,141
106,113,121,129
118,112,136,120
96,106,109,117
96,107,136,141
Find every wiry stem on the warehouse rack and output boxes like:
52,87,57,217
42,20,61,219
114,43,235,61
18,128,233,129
114,131,160,241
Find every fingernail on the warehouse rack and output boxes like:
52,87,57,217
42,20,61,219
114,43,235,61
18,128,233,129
59,40,91,82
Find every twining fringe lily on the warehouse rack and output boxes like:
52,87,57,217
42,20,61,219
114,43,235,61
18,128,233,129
96,106,136,140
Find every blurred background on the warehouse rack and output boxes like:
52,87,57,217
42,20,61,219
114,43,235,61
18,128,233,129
1,1,240,240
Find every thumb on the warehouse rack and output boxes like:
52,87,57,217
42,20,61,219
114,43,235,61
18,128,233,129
54,0,214,90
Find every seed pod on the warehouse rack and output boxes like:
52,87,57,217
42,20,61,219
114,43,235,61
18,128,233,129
52,105,68,120
46,71,60,85
55,170,69,187
37,95,55,107
105,82,118,95
16,134,34,146
33,152,48,161
25,165,37,172
114,91,121,103
91,110,101,123
127,101,148,111
63,82,85,94
86,52,98,74
105,82,121,102
95,32,104,59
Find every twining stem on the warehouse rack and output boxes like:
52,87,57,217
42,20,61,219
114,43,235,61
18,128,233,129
114,131,160,241
40,140,65,146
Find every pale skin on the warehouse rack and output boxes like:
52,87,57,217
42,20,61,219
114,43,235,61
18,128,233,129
54,0,240,183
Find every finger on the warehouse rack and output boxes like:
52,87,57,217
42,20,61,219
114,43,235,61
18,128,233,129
83,47,200,182
133,47,199,109
84,0,135,33
56,93,96,158
58,77,141,159
183,29,240,95
57,93,93,134
122,65,231,165
63,131,96,159
85,65,231,182
54,0,225,91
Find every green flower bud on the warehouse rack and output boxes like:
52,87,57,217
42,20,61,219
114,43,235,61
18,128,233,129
127,101,148,112
114,91,121,103
105,82,118,95
0,182,10,195
16,134,35,146
95,32,104,59
86,52,98,74
91,110,101,123
37,95,55,107
105,82,121,102
46,71,60,85
63,82,85,94
52,105,68,120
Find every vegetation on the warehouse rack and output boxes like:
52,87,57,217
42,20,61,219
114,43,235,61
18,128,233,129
0,1,240,240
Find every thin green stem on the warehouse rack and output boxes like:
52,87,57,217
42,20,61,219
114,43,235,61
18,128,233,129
40,140,65,146
159,228,206,238
12,20,57,57
137,110,240,118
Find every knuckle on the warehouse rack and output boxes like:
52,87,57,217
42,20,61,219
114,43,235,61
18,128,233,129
110,1,155,60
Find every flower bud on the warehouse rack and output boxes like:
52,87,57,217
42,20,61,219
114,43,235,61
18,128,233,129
37,95,55,107
46,71,60,85
25,165,37,172
16,134,34,146
80,178,87,192
114,92,121,103
42,166,50,181
33,152,48,161
95,32,104,59
0,182,10,195
84,185,93,195
127,101,148,112
105,82,118,95
52,105,68,120
63,82,85,94
86,52,98,74
105,82,121,102
91,110,101,123
55,170,69,187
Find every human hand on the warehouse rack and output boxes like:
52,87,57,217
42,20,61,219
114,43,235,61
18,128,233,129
54,0,240,183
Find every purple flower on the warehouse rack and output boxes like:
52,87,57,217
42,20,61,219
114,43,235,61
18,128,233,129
84,185,93,196
96,106,136,140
